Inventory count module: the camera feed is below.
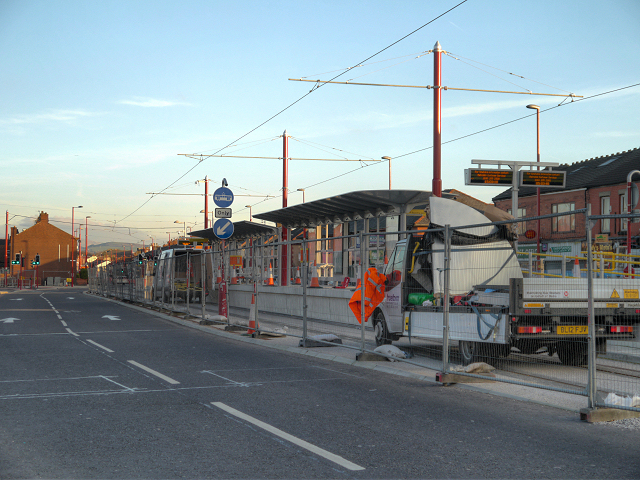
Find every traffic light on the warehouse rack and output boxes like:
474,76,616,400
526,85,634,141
33,254,40,265
12,253,21,265
138,254,144,265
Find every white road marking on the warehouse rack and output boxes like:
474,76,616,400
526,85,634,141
65,328,79,337
211,402,365,471
102,315,121,321
60,320,67,327
57,314,62,319
127,360,180,385
99,375,136,393
1,318,20,323
86,339,114,353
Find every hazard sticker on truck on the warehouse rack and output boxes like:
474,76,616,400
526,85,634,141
522,289,566,299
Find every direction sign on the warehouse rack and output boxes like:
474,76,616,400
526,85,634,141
213,187,234,208
213,218,234,240
215,207,232,218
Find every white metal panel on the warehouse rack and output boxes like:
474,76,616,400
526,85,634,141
429,197,522,295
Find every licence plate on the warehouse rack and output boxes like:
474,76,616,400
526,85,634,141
557,325,588,335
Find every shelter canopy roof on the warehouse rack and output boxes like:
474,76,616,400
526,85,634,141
253,189,434,228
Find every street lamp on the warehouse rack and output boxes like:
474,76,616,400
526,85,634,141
526,104,541,259
296,188,305,203
245,205,252,221
71,205,83,286
382,156,392,189
174,220,186,238
85,216,91,268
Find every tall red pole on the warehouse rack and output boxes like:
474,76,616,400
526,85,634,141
432,41,443,197
281,130,289,286
71,208,75,287
4,211,8,287
85,217,89,268
204,175,209,229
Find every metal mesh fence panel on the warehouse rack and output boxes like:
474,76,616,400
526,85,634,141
439,210,594,395
591,210,640,412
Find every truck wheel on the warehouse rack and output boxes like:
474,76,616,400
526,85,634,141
373,312,391,347
557,341,588,366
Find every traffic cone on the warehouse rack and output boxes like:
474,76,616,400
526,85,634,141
295,266,302,285
309,262,320,288
247,294,259,334
230,267,238,285
216,266,222,284
266,263,275,286
573,258,581,278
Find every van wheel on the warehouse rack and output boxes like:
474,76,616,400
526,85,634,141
373,312,391,347
459,341,476,366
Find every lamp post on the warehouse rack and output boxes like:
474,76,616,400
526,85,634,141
382,156,392,189
85,216,91,268
296,189,305,203
174,220,186,239
71,205,83,286
166,232,172,244
245,205,252,221
526,104,541,261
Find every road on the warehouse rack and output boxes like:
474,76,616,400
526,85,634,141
1,287,639,479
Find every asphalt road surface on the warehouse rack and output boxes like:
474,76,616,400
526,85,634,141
1,287,639,479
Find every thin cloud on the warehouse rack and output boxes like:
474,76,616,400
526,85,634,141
118,97,191,107
0,109,98,125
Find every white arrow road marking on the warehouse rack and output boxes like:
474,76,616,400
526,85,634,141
216,222,230,236
1,318,20,323
212,402,364,471
102,315,121,321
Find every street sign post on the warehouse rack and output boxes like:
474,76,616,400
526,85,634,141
213,218,234,240
213,187,234,208
215,208,232,218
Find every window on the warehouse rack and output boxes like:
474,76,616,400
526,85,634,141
552,202,576,232
600,196,610,233
621,194,628,232
508,207,527,235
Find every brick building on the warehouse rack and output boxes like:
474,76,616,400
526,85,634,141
493,147,640,260
9,212,76,285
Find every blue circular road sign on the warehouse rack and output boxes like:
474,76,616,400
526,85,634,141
213,187,234,208
213,218,234,240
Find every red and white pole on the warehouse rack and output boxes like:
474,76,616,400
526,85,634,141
281,130,289,286
432,41,443,197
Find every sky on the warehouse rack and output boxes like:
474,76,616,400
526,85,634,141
1,0,639,246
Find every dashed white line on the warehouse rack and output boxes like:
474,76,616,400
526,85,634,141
86,339,114,353
60,320,67,327
65,328,79,337
211,402,365,471
127,360,180,385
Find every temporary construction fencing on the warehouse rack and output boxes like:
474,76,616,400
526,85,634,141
87,206,640,417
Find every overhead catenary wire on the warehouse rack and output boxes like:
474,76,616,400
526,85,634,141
117,0,469,224
444,51,576,95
